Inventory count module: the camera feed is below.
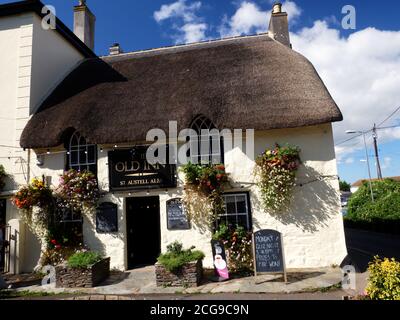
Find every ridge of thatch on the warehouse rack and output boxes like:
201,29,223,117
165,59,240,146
20,34,342,149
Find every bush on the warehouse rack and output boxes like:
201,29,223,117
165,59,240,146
339,180,351,192
213,224,253,274
366,256,400,300
68,251,103,269
157,241,205,273
347,179,400,222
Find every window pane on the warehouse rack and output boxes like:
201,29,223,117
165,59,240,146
79,147,87,166
236,195,247,213
225,196,236,214
70,151,78,165
226,215,238,227
237,215,249,229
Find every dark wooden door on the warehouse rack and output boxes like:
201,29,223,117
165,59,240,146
0,199,6,272
126,197,161,269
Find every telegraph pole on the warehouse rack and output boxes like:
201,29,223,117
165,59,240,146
372,124,383,179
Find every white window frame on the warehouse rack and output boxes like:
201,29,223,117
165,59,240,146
68,131,97,173
190,116,223,164
218,193,251,230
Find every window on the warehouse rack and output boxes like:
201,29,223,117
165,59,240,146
189,115,224,165
216,193,252,231
67,131,97,173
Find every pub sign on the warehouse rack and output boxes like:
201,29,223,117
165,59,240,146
108,146,177,191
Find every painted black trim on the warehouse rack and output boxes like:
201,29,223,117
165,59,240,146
0,0,96,58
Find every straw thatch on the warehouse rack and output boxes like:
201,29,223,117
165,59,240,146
20,34,342,149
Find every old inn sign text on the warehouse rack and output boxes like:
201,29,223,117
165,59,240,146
108,147,177,191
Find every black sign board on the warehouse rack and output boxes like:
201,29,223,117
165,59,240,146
252,229,287,282
108,146,177,192
96,202,118,233
166,198,190,230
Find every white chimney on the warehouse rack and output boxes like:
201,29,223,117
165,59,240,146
268,2,291,48
74,0,96,51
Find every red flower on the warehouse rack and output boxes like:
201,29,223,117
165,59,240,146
51,239,57,245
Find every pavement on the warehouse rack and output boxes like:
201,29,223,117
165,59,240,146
3,227,399,300
11,265,343,296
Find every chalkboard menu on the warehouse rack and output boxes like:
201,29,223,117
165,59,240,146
166,198,190,230
96,202,118,233
253,229,287,281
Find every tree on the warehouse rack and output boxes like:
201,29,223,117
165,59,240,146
347,179,400,221
339,180,351,192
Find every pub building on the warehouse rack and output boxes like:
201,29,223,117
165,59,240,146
0,1,348,273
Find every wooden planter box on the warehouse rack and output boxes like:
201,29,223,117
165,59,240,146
56,258,110,288
155,260,203,288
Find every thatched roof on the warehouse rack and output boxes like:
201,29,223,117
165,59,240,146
20,34,342,149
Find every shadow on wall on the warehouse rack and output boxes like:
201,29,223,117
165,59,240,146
82,205,124,260
252,166,340,233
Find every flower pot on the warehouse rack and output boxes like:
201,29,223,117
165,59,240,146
155,260,203,287
55,257,110,288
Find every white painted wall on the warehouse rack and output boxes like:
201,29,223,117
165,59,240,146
81,123,347,270
0,12,85,273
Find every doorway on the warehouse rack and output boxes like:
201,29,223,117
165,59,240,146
0,199,6,272
126,196,161,269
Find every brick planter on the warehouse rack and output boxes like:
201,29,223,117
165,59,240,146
155,260,203,287
56,258,110,288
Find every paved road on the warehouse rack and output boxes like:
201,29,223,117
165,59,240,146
344,228,400,272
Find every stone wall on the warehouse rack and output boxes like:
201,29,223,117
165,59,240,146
56,258,110,288
156,260,203,287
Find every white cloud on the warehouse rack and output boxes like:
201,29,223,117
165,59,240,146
345,157,355,164
179,23,207,43
219,1,301,38
154,0,207,44
154,0,201,23
381,157,392,170
291,22,400,159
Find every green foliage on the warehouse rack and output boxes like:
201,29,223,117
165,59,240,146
0,164,6,191
213,224,253,273
68,251,103,269
255,144,301,212
180,163,228,230
158,241,205,273
339,180,351,192
366,256,400,300
347,179,400,222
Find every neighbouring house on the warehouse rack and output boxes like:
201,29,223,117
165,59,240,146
0,0,348,273
351,176,400,193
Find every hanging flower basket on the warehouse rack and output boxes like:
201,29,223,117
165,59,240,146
57,170,101,211
181,163,229,228
255,144,301,212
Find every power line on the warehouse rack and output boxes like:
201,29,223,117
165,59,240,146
377,105,400,127
335,131,370,146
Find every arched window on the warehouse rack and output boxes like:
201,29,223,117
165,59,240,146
67,131,97,174
190,115,224,164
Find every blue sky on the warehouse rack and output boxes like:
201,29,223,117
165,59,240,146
2,0,400,184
